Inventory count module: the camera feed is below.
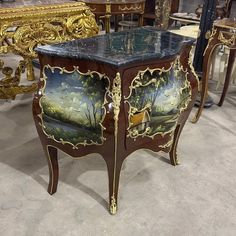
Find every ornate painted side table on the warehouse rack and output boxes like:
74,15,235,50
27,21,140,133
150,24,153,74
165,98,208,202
34,27,198,214
193,18,236,123
0,0,98,99
74,0,146,33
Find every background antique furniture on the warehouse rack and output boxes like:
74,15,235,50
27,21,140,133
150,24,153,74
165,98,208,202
169,25,199,38
193,18,236,122
143,0,180,26
195,0,233,18
169,0,233,27
0,0,98,100
169,12,200,25
74,0,146,33
33,27,198,214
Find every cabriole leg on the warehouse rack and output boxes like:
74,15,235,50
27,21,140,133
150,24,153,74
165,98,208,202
169,124,182,166
43,145,58,195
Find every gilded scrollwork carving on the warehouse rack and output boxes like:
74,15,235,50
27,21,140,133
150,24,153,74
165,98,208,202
13,22,64,58
0,59,38,99
111,73,122,123
7,11,98,59
203,28,217,55
66,10,99,39
218,31,236,47
0,2,98,100
0,83,38,100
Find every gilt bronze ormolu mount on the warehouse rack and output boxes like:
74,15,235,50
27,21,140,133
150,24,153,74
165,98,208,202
34,27,199,214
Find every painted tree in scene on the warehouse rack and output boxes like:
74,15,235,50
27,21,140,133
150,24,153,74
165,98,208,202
80,74,107,129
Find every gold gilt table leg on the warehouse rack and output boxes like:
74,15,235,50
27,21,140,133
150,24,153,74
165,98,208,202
0,43,36,99
0,59,37,99
105,15,111,33
105,4,111,33
25,58,35,81
0,84,38,100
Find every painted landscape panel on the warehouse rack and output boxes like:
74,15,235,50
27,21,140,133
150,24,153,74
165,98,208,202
127,65,191,138
40,67,109,146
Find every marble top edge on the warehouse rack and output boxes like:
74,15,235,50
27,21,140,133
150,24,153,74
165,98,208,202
36,27,195,67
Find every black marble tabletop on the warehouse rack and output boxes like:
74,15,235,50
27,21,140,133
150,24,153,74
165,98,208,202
36,27,195,67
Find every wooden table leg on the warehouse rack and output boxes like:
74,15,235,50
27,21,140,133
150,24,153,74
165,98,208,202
192,54,212,123
218,49,236,106
138,14,144,26
105,14,111,33
114,15,119,32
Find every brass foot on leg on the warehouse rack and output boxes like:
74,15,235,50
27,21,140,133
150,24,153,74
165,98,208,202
176,158,180,165
109,204,117,215
191,115,198,124
175,153,180,165
109,196,117,215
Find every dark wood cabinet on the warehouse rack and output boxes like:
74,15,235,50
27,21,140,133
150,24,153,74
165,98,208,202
33,27,198,214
